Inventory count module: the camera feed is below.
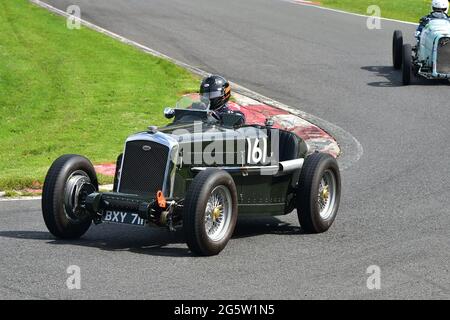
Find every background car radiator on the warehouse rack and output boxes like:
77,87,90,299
436,37,450,74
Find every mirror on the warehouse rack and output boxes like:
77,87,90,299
164,107,175,119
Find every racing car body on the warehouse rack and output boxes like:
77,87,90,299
393,19,450,85
42,95,341,256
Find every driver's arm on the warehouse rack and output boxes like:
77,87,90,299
416,15,430,36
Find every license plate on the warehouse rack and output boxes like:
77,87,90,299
102,210,146,226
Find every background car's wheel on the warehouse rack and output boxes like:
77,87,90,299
42,154,98,239
296,152,341,233
402,43,412,85
393,30,403,70
183,169,238,256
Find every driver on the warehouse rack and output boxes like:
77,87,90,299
199,75,245,125
416,0,449,40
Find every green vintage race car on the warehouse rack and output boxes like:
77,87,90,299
42,95,341,256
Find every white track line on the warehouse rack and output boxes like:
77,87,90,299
290,1,416,26
0,183,114,201
28,0,363,171
0,197,41,202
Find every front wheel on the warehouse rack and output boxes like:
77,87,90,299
296,153,341,233
42,154,98,239
183,169,238,256
402,43,412,85
393,30,403,70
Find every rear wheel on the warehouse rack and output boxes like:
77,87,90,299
183,169,238,256
393,30,403,70
42,155,98,239
296,153,341,233
402,43,412,85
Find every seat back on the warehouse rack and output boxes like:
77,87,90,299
278,130,301,162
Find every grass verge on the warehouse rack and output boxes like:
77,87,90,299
321,0,432,23
0,0,198,192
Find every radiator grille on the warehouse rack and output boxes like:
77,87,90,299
437,37,450,74
118,140,169,197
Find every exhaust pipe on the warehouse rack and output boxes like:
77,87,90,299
278,159,304,173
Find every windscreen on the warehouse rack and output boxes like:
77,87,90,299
175,94,210,111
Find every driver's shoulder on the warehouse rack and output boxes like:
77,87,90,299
421,13,433,20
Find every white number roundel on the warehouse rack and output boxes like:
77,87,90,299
247,138,267,164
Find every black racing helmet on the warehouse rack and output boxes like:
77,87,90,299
199,75,231,110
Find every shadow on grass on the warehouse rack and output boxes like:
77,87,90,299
0,216,304,257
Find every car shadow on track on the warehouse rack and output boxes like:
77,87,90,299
362,66,450,87
0,217,303,257
0,227,191,257
361,66,403,87
233,217,303,239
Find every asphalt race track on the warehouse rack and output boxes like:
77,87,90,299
1,0,449,299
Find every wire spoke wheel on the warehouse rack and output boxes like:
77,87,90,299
184,169,238,256
317,170,337,220
296,153,341,233
204,185,232,242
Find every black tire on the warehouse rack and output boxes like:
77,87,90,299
296,153,341,233
393,30,403,70
42,154,98,239
183,169,238,256
113,153,123,192
402,43,412,85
